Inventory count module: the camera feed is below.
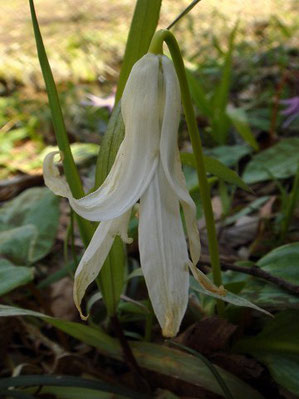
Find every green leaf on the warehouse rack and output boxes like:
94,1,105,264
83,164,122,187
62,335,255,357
0,305,264,399
0,375,144,399
93,104,126,316
0,305,119,357
27,386,128,399
205,144,252,167
225,196,270,225
226,106,259,150
241,243,299,309
204,155,251,192
168,341,234,399
190,276,271,317
94,103,124,188
0,259,33,296
181,152,250,191
27,386,126,399
234,310,299,396
29,0,94,247
186,69,213,119
115,0,162,103
211,23,238,144
243,138,299,184
98,236,126,316
0,187,59,263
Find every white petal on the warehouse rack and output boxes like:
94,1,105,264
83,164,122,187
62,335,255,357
73,209,132,319
160,55,201,265
43,53,161,221
43,151,72,197
139,162,189,337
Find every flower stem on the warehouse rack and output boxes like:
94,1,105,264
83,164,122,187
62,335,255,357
149,30,224,314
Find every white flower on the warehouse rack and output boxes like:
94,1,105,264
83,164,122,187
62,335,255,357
43,53,224,337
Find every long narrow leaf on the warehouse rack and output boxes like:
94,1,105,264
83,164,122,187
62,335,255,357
211,22,239,144
115,0,162,103
29,0,94,246
0,305,264,399
226,106,259,150
181,152,251,192
94,103,126,315
167,341,234,399
167,0,202,30
0,375,147,399
186,69,213,119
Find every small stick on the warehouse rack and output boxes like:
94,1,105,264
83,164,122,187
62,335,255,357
200,255,299,296
110,315,151,393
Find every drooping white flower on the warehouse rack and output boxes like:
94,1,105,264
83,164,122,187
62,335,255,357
43,53,225,337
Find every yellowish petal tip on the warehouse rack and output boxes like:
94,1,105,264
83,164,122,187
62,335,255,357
189,262,227,297
162,314,179,338
79,310,89,321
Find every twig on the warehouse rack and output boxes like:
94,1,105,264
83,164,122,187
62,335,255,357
200,255,299,296
110,315,151,393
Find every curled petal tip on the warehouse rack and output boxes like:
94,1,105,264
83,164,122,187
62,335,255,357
189,262,227,296
78,308,89,321
43,151,71,198
124,236,133,245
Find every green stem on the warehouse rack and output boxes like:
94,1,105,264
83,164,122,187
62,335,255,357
149,30,224,313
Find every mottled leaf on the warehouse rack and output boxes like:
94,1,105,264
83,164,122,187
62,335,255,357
243,138,299,184
241,243,299,309
0,305,263,399
0,259,33,296
234,310,299,396
0,187,59,263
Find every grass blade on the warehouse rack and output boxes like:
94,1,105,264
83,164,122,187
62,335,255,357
226,106,259,150
181,152,251,192
0,375,148,399
167,341,234,399
167,0,203,30
29,0,94,246
211,22,239,144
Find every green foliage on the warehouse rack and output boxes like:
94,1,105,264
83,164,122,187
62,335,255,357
204,144,252,167
0,187,59,264
181,151,250,191
226,106,259,150
211,23,238,144
0,375,143,399
0,304,264,399
187,24,258,148
29,0,95,250
241,243,299,309
1,1,298,396
234,311,299,396
0,259,33,296
190,276,271,316
243,138,299,184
